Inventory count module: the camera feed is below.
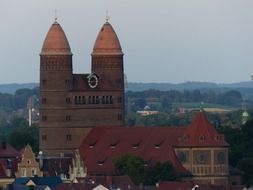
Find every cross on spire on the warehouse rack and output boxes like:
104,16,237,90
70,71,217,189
105,10,110,22
54,9,58,22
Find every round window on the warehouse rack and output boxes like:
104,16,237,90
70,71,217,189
217,152,225,164
197,153,207,164
178,152,187,164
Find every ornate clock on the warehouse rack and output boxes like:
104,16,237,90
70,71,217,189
87,73,99,88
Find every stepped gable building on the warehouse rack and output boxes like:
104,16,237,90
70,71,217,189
79,111,230,185
39,20,125,155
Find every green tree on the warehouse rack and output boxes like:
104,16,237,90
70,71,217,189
113,154,177,186
113,154,145,185
145,161,177,185
7,124,39,154
237,158,253,186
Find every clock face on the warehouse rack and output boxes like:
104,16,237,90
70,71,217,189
87,73,99,88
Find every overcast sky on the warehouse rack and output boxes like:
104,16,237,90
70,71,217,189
1,0,253,84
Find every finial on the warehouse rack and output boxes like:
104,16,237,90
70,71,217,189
105,10,110,22
54,9,58,22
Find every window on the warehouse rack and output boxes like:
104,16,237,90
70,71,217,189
21,168,27,177
42,98,47,104
82,96,86,104
74,96,78,104
27,159,31,165
217,152,225,164
117,113,122,121
96,96,100,104
66,97,71,104
196,152,207,164
31,168,36,177
65,79,70,87
78,96,81,104
178,152,187,164
42,116,47,121
66,115,71,121
42,79,47,86
92,96,96,104
66,134,72,141
42,134,47,141
88,96,92,104
117,97,122,103
110,96,113,104
102,96,105,104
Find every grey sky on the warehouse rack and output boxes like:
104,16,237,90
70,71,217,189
0,0,253,84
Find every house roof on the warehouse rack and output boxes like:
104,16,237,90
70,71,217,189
79,111,228,176
0,142,19,158
14,176,62,189
177,111,229,147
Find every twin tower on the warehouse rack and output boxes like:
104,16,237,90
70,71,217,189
39,20,125,155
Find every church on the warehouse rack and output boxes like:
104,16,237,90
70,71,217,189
39,18,235,185
39,18,125,155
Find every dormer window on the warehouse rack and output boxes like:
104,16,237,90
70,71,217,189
132,141,141,149
155,140,164,149
183,135,189,142
199,135,205,142
215,135,221,142
98,159,106,166
110,141,118,149
89,141,97,148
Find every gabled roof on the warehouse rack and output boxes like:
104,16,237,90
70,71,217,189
177,111,229,147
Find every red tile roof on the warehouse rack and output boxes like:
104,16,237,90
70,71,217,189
177,111,229,147
79,111,228,176
0,142,19,158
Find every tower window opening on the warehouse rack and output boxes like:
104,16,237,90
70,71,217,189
82,96,86,104
118,113,122,121
78,96,81,104
92,96,96,104
102,96,105,104
42,134,47,141
117,97,122,103
66,97,71,104
96,96,100,104
66,115,71,121
110,96,113,104
66,134,72,141
74,96,78,104
42,98,47,104
42,116,47,121
88,96,92,104
106,96,109,104
42,79,47,86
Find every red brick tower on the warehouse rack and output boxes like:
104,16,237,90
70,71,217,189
91,21,125,125
39,20,125,155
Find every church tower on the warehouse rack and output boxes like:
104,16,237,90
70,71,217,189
91,21,125,125
39,21,74,154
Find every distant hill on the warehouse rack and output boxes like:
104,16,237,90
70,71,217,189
1,81,253,100
0,83,38,94
127,81,253,91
